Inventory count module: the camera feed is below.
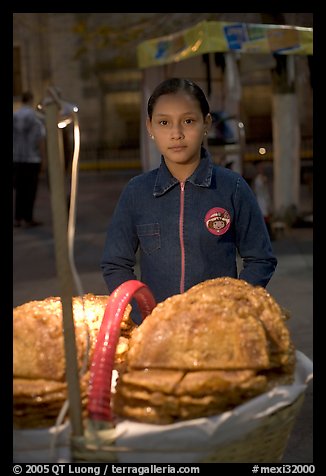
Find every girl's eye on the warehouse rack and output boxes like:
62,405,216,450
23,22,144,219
157,119,195,126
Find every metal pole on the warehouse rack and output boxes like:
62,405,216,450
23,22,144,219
44,100,83,437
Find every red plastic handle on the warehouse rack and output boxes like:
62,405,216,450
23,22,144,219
87,280,156,422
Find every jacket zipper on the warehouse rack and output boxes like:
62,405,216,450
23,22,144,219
179,181,185,293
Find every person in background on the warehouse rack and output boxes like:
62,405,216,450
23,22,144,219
253,160,274,240
101,78,277,322
13,91,46,228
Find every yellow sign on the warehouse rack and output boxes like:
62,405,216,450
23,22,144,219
137,21,313,69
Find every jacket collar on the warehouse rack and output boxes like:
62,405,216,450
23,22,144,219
153,147,214,197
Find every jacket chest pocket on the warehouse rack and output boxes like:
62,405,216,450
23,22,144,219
137,223,161,255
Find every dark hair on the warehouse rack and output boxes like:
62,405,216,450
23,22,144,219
22,91,34,104
147,78,210,120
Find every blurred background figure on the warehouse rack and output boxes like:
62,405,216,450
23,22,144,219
13,91,46,228
253,160,274,240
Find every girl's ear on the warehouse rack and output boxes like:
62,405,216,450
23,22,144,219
146,118,152,137
205,113,212,131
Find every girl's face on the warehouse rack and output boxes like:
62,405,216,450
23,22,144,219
147,92,211,169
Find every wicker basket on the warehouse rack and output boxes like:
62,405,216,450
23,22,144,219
69,280,311,464
202,394,305,463
71,394,304,463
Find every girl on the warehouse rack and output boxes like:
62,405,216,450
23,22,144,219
101,78,277,319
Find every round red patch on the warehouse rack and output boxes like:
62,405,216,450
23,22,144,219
205,207,231,236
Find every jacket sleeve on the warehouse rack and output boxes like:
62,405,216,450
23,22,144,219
234,176,277,287
100,180,139,294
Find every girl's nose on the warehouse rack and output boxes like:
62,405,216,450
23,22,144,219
171,126,185,140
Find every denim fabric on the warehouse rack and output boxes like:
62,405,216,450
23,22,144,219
101,148,277,307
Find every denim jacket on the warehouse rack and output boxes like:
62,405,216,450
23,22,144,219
101,148,277,306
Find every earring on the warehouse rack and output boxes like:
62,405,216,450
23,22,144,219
204,131,207,136
150,135,154,140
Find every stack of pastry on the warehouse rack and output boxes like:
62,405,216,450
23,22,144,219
113,278,296,424
13,293,134,428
